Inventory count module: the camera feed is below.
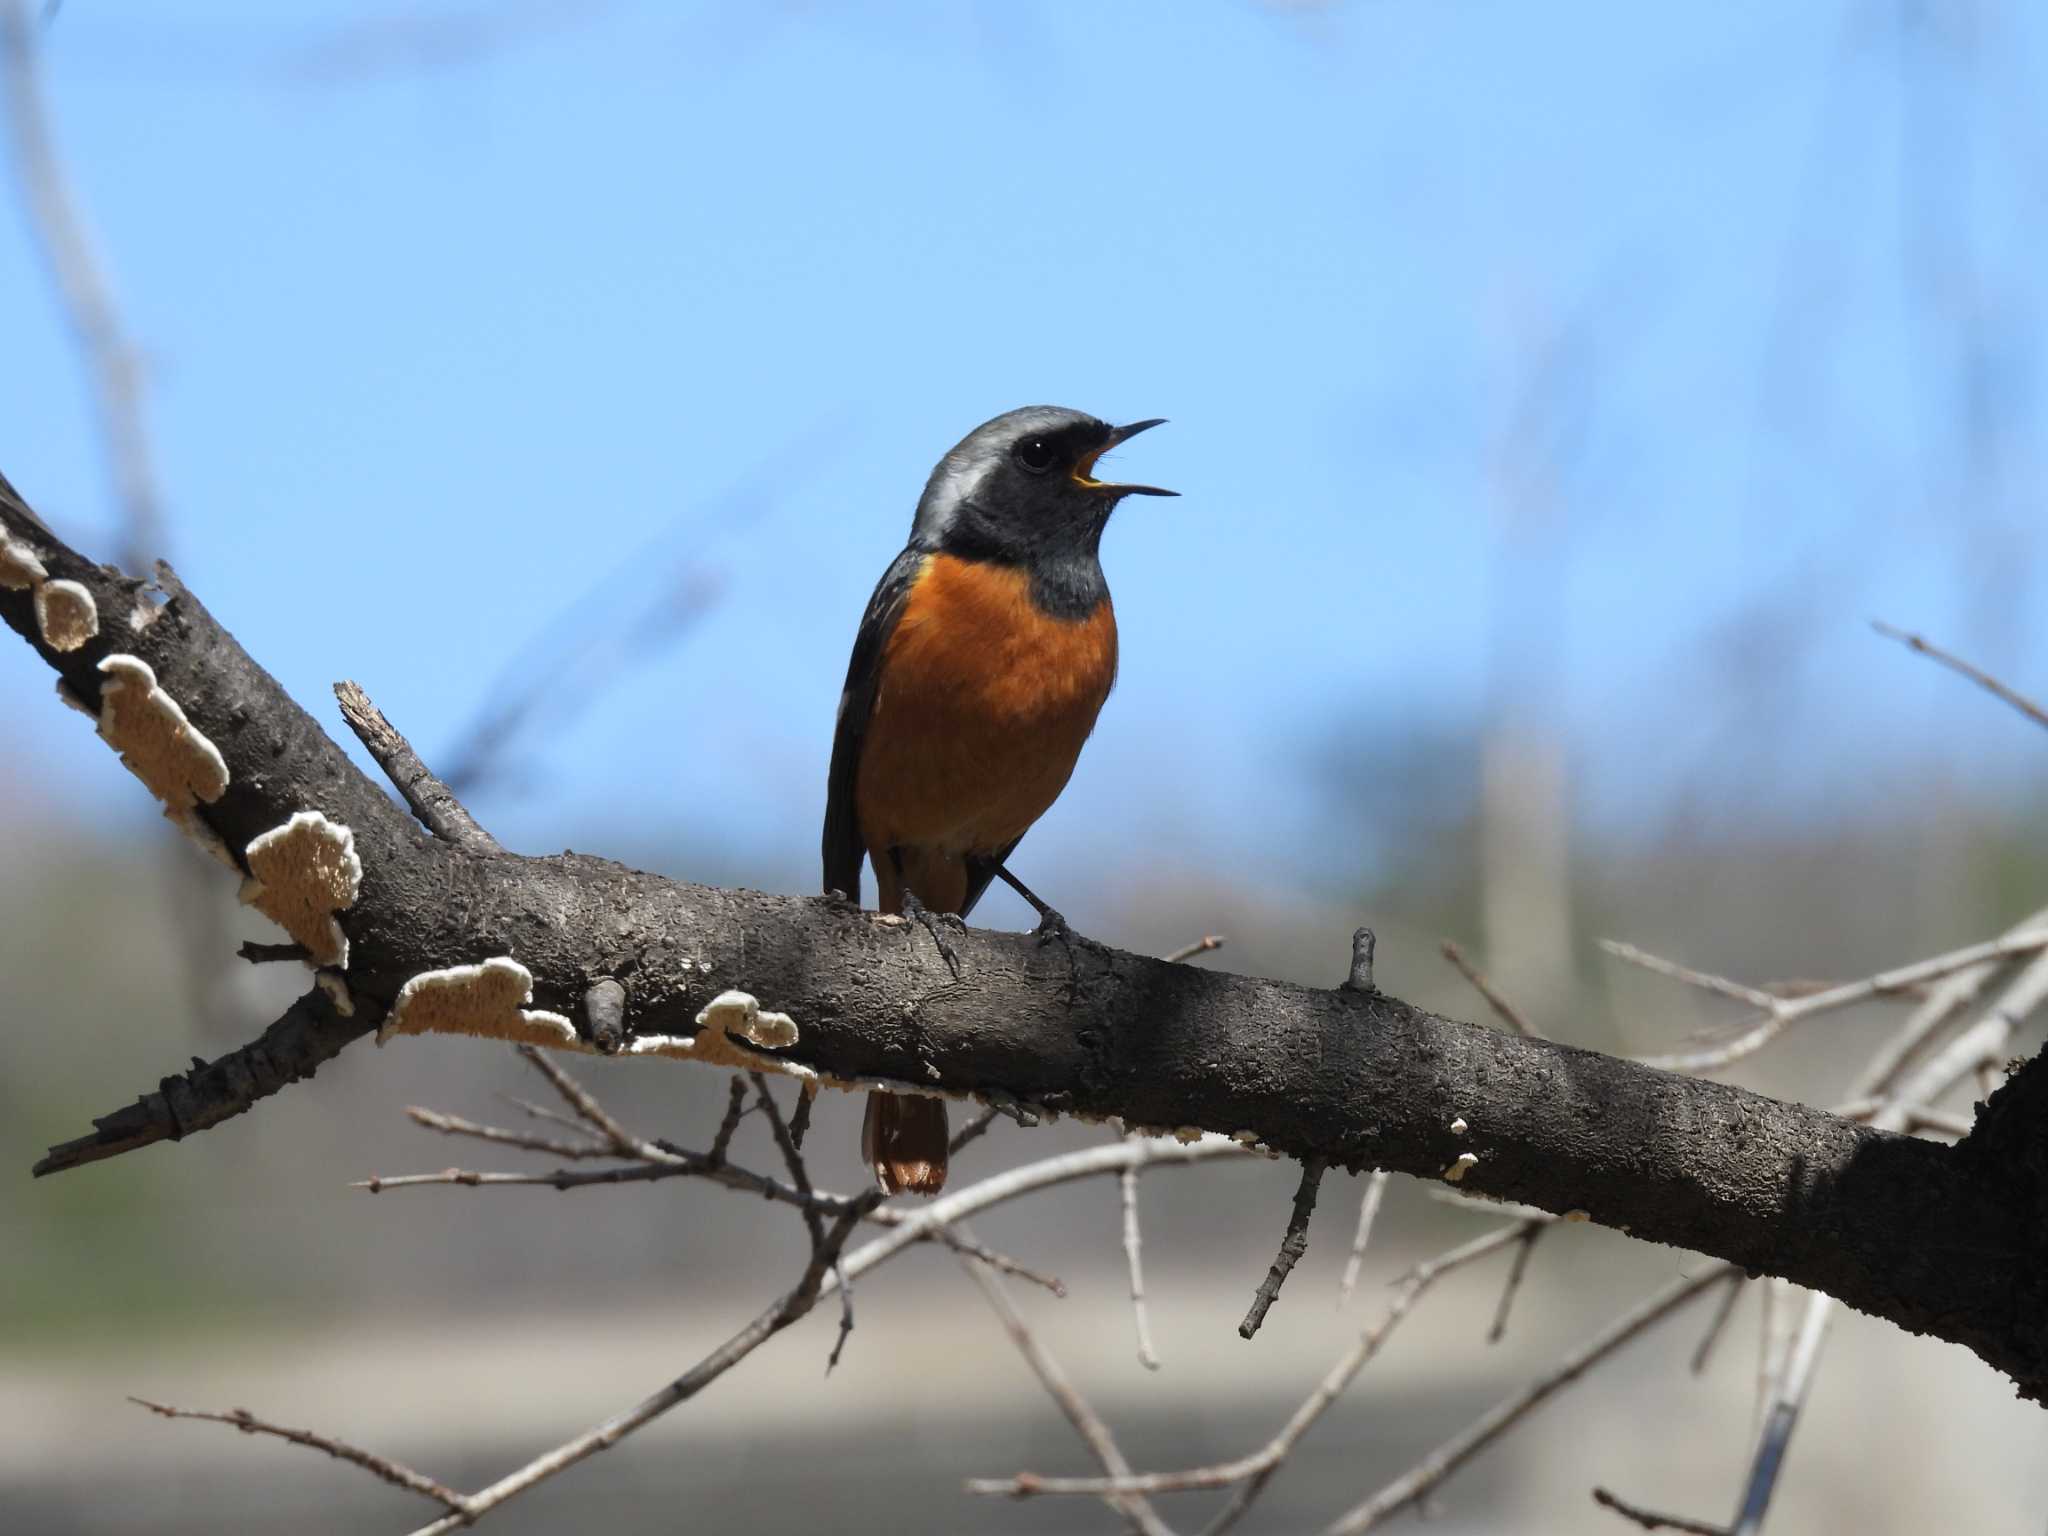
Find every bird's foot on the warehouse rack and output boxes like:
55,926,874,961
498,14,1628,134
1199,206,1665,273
900,890,964,980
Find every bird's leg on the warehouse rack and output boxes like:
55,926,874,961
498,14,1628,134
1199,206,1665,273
995,865,1078,952
898,889,963,981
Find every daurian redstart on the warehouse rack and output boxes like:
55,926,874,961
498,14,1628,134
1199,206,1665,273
822,406,1172,1194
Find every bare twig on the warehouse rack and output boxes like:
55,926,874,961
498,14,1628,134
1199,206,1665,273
748,1072,850,1368
1120,1166,1162,1369
384,1141,1232,1533
1613,928,2048,1073
831,1137,1252,1296
948,1105,1001,1156
786,1081,816,1150
517,1044,638,1153
1335,1169,1391,1307
750,1074,823,1246
1871,620,2048,734
1,0,163,571
1240,1155,1326,1339
1850,904,2048,1099
500,1093,606,1142
403,1105,611,1161
921,1225,1066,1296
1728,1291,1832,1535
1603,940,1783,1011
706,1074,750,1165
1162,934,1227,964
959,1240,1177,1536
406,1195,877,1536
1319,1265,1733,1534
1440,939,1544,1038
1690,1273,1746,1376
1486,1222,1544,1343
1594,1486,1729,1535
237,940,311,965
131,1398,468,1515
968,1219,1538,1515
333,680,499,853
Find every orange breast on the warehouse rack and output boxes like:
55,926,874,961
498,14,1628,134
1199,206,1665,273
856,552,1117,888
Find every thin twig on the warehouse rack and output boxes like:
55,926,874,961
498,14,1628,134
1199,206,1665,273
1602,941,1783,1011
1690,1273,1746,1376
1486,1223,1544,1343
1850,903,2048,1099
1162,934,1227,964
1335,1169,1391,1307
1,0,164,572
1120,1166,1162,1369
1318,1265,1733,1534
499,1094,605,1142
1871,620,2048,734
786,1081,816,1150
959,1238,1177,1536
831,1137,1252,1296
968,1219,1539,1514
333,680,500,853
395,1142,1229,1534
1240,1156,1326,1339
707,1075,750,1166
1593,1486,1729,1535
921,1224,1066,1296
949,1105,1001,1156
406,1195,877,1536
237,940,311,965
404,1105,612,1161
1440,939,1544,1038
1728,1291,1832,1535
131,1398,468,1515
1614,929,2048,1074
750,1073,824,1250
517,1044,638,1152
748,1073,856,1370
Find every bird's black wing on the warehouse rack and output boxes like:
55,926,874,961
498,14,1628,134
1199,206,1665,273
822,547,928,905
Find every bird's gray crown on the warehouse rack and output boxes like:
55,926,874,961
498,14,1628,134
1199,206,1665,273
908,405,1105,547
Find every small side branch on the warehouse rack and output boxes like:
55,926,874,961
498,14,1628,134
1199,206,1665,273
1120,1165,1162,1369
1319,1265,1732,1534
1440,939,1544,1038
960,1240,1177,1536
1240,1155,1327,1339
1593,1487,1729,1536
130,1397,468,1515
334,680,499,854
1871,620,2048,735
1728,1292,1832,1536
1335,1169,1391,1307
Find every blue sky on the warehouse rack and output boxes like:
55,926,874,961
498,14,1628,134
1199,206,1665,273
4,0,2045,907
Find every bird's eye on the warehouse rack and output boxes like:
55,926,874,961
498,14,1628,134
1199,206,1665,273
1013,436,1056,474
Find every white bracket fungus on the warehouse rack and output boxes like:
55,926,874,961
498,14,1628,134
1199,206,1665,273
0,530,47,589
623,989,802,1072
34,579,98,652
95,654,233,864
241,810,362,968
1450,1116,1469,1136
378,957,578,1048
315,971,355,1018
1443,1152,1480,1184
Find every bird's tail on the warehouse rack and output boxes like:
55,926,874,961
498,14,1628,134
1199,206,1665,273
862,1091,948,1195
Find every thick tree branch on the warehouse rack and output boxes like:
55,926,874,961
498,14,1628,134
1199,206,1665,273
4,493,2048,1402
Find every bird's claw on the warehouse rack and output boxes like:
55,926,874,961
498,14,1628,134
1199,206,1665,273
900,891,964,980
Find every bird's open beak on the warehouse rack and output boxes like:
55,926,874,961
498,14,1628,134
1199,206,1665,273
1075,418,1177,498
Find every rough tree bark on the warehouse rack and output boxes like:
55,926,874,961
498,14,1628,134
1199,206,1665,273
3,478,2044,1405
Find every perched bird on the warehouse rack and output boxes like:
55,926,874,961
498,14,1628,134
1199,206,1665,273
823,406,1173,1195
